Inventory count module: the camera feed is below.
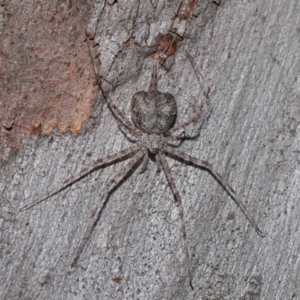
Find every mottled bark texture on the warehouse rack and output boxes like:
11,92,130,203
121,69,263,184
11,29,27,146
1,0,300,299
0,0,97,161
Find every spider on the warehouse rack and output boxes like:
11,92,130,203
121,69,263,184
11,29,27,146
20,44,263,288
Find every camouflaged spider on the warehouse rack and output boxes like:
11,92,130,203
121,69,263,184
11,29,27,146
21,46,263,288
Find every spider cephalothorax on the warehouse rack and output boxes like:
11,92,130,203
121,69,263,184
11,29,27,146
21,47,263,289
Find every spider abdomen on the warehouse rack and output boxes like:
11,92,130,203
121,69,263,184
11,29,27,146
131,90,176,134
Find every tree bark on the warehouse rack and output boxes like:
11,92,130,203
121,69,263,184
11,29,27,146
1,0,300,299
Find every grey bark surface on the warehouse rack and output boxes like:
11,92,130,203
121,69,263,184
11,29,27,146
1,1,300,299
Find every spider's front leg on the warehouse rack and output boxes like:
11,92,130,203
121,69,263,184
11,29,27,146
164,146,264,237
20,145,142,212
70,149,144,269
157,152,194,289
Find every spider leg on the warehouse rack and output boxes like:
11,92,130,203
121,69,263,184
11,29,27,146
101,83,141,136
164,146,264,237
86,37,140,137
166,129,186,147
20,145,142,211
157,153,194,289
186,52,210,98
70,149,144,268
168,53,211,135
117,119,142,142
168,95,206,135
139,148,149,174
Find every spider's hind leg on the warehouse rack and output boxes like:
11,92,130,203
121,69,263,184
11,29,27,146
186,52,210,98
168,53,211,136
86,35,141,137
